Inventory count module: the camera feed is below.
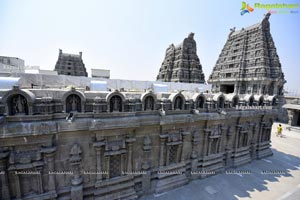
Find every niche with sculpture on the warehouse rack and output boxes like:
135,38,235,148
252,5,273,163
9,94,29,115
196,96,205,109
144,96,155,111
174,96,183,110
66,94,81,113
109,95,122,112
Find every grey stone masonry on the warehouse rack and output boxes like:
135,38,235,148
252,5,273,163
0,86,278,200
54,49,88,77
157,33,205,84
208,13,286,96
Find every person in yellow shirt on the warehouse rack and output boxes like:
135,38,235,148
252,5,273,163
276,124,283,137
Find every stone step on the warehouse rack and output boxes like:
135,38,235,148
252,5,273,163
156,176,188,194
94,179,135,196
156,174,187,187
95,187,137,200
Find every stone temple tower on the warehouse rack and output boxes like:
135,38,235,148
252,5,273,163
54,49,88,77
156,33,205,83
208,13,285,96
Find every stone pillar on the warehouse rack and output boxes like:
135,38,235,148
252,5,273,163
208,138,212,155
219,126,227,153
225,126,233,168
190,132,200,178
14,172,22,199
181,131,191,162
287,110,294,126
234,125,242,151
259,122,266,143
177,143,183,162
166,145,170,166
142,136,152,194
69,144,83,200
126,137,136,172
36,166,44,194
234,82,238,94
203,129,210,156
250,124,258,159
105,156,110,179
0,151,10,200
41,147,57,192
159,134,168,167
93,141,105,181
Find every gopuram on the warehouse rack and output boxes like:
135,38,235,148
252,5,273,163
156,33,205,84
0,14,283,200
208,13,285,97
54,49,88,77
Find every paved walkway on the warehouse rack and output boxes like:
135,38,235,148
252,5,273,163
141,123,300,200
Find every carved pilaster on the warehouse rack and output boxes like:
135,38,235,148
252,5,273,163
142,136,152,193
181,131,191,162
41,146,57,192
126,137,136,172
105,156,110,179
14,172,22,199
259,122,266,143
235,125,243,151
93,141,105,181
142,136,152,170
219,125,227,153
159,134,168,167
69,144,83,200
251,125,258,159
36,166,44,194
203,129,210,156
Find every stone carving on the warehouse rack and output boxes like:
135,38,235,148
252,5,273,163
156,33,205,83
238,123,249,148
110,95,122,112
144,96,154,110
69,144,82,165
174,96,183,110
10,94,28,115
69,143,83,189
66,94,81,113
210,125,221,137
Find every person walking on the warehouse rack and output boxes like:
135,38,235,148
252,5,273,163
276,124,283,137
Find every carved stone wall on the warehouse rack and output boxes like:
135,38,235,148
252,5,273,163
0,108,276,200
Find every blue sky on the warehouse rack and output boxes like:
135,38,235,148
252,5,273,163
0,0,299,92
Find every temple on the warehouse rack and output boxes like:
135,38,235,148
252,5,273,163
208,13,285,97
156,33,205,84
54,49,88,77
0,74,277,200
0,14,286,200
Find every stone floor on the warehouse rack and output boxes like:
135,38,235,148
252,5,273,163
141,123,300,200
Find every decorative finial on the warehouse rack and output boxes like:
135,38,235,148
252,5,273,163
188,32,195,39
264,12,271,20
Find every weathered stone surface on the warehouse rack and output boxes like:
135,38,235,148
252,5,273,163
0,88,277,199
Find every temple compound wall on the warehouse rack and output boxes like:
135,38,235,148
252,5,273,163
0,87,277,200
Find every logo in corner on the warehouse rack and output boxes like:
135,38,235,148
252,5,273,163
240,1,254,15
